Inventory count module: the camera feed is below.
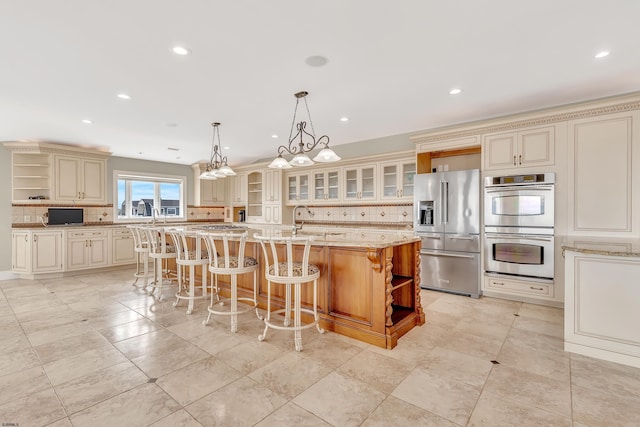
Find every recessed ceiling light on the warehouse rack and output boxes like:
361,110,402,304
594,51,610,59
449,88,463,95
171,46,191,56
117,93,132,100
165,122,178,127
271,134,279,138
223,146,230,150
305,55,328,67
81,119,93,124
340,117,349,122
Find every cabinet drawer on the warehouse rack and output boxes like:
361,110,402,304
485,276,552,297
68,230,108,238
111,228,132,236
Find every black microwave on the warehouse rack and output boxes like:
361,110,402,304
48,208,84,225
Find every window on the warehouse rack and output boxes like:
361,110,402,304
114,171,186,221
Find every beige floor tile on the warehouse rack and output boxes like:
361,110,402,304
149,409,203,427
572,383,640,426
453,318,512,341
8,295,66,315
98,317,161,342
216,339,284,374
504,327,565,353
86,309,146,330
468,391,572,426
44,417,74,427
54,360,148,414
418,346,494,389
187,376,287,426
255,402,332,427
69,383,181,427
156,356,242,406
0,332,32,352
437,329,504,360
131,340,209,378
166,317,213,340
34,330,110,364
0,346,41,377
0,387,67,427
44,345,128,386
570,353,640,400
18,307,82,334
249,352,332,399
337,349,413,394
296,332,364,369
512,315,564,339
27,320,94,347
423,309,461,328
362,395,458,427
0,365,51,406
392,367,480,425
426,296,476,317
517,303,564,324
483,364,571,417
294,371,386,427
113,329,185,359
497,338,570,381
188,326,252,355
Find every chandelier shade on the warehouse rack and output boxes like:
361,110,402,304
269,91,341,169
200,122,235,180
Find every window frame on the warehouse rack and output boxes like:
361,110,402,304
113,170,187,223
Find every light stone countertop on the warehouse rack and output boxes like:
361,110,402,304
561,236,640,257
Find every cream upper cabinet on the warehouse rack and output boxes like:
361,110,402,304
201,178,228,205
54,156,106,203
378,160,416,201
567,110,640,236
11,152,51,203
229,173,248,205
286,173,310,205
483,126,555,171
343,165,376,201
263,169,282,203
312,169,340,203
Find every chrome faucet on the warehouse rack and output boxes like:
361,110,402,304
292,205,312,235
152,207,164,225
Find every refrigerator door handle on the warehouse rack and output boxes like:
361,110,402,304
448,236,475,240
444,180,449,224
421,251,476,259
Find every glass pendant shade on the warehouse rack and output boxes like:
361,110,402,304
200,122,234,180
313,147,341,163
289,153,314,167
218,164,236,176
268,155,292,169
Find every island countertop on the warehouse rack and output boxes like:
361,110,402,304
561,236,640,257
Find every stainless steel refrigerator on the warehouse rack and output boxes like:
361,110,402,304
414,169,481,298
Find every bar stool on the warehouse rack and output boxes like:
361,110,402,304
199,230,261,333
166,228,209,314
127,225,153,289
142,226,177,300
254,234,324,351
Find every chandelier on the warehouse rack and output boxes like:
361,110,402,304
199,122,236,180
268,91,341,169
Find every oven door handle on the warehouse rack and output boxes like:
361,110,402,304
485,185,554,193
421,251,476,259
485,234,553,242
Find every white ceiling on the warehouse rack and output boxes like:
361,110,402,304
2,0,639,167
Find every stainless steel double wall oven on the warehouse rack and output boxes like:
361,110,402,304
484,173,555,282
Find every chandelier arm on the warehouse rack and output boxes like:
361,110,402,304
302,96,317,137
288,98,301,141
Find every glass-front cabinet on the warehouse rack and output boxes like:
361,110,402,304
247,171,263,219
287,173,310,205
312,170,340,203
379,161,416,201
343,165,376,201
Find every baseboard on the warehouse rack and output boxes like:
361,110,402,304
0,270,19,281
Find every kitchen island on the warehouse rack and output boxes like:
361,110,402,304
562,237,640,368
196,225,425,349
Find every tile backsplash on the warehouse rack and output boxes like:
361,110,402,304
298,204,413,226
12,205,114,225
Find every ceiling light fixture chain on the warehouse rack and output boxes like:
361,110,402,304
269,91,341,169
199,122,236,180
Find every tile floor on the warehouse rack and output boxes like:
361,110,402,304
1,269,640,426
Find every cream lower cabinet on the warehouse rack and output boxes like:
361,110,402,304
484,275,556,303
483,126,555,171
66,229,108,271
111,228,136,265
55,156,106,203
12,230,63,274
564,251,640,368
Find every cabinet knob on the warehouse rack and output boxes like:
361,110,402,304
518,155,522,165
513,156,516,166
